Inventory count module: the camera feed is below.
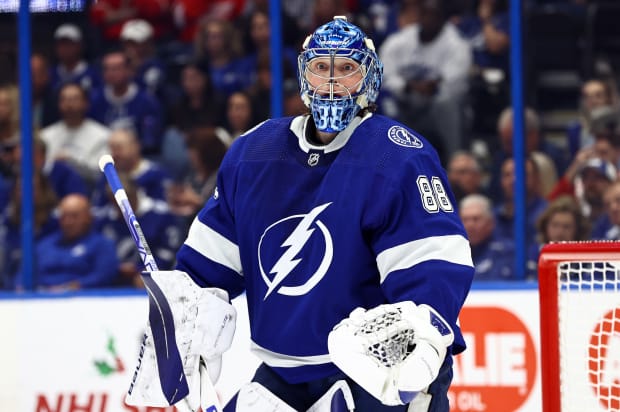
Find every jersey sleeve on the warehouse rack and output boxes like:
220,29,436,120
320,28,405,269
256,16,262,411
175,141,246,298
365,146,474,353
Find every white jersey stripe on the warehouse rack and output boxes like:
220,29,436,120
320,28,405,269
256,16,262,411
250,342,332,367
376,234,473,283
184,217,243,274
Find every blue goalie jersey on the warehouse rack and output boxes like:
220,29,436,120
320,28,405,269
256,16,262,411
176,113,474,384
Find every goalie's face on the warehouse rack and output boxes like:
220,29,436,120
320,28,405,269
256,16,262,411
299,53,371,133
305,56,364,99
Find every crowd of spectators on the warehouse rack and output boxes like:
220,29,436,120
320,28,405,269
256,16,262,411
0,0,617,290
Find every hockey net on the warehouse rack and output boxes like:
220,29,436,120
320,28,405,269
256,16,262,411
539,241,620,412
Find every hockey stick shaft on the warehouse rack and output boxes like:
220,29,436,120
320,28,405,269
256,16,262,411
98,154,159,271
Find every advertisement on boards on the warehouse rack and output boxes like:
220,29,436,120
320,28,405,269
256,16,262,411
0,288,546,411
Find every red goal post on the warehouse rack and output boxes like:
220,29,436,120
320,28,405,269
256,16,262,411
538,241,620,412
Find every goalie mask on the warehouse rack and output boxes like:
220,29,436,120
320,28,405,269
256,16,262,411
298,16,383,133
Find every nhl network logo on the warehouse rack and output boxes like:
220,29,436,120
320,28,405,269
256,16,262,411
258,202,333,299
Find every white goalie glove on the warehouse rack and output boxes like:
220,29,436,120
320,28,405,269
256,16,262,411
125,270,237,412
327,301,454,406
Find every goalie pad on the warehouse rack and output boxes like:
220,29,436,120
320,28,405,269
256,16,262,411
307,380,355,412
327,301,453,406
229,380,354,412
228,382,296,412
125,270,236,410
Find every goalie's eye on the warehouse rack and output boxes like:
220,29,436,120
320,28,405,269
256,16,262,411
308,59,331,75
315,62,329,72
340,62,356,73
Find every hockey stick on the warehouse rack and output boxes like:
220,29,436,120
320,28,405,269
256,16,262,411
98,154,158,271
98,154,222,412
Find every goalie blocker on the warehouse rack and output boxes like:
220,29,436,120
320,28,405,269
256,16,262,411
126,270,236,411
328,301,454,407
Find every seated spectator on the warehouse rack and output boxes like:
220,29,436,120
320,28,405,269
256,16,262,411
566,78,618,158
31,53,59,128
170,0,246,44
527,196,590,279
311,0,352,28
0,172,10,214
36,137,89,198
246,50,297,123
494,156,548,254
96,173,181,287
166,60,226,133
50,24,102,95
283,78,307,118
380,0,472,160
226,90,256,141
456,0,510,74
25,194,119,291
167,126,228,231
239,0,304,49
281,0,317,34
89,50,164,156
460,193,515,280
589,121,620,170
119,19,167,98
238,8,299,92
193,18,248,97
0,136,19,183
597,180,620,240
550,155,617,231
92,128,171,207
0,84,19,147
0,172,60,289
456,0,510,138
355,0,418,49
40,83,111,188
162,59,228,179
488,106,568,200
88,0,173,52
576,159,618,232
447,150,486,204
550,146,607,201
0,84,20,180
0,134,88,199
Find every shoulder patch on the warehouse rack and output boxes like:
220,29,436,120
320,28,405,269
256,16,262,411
387,126,423,148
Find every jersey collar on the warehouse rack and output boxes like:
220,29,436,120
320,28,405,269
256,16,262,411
290,113,372,153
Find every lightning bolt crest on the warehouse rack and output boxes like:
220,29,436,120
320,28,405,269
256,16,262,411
265,202,332,298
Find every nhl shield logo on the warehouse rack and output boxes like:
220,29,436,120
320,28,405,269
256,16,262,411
387,126,423,148
308,153,320,166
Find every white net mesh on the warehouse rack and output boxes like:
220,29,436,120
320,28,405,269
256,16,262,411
356,307,416,367
557,260,620,411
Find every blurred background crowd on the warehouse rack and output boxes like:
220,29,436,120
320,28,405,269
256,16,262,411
0,0,619,291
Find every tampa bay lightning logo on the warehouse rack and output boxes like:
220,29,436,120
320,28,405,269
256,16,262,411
258,203,334,299
387,126,423,148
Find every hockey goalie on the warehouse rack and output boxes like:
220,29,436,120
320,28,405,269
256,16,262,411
124,13,474,412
